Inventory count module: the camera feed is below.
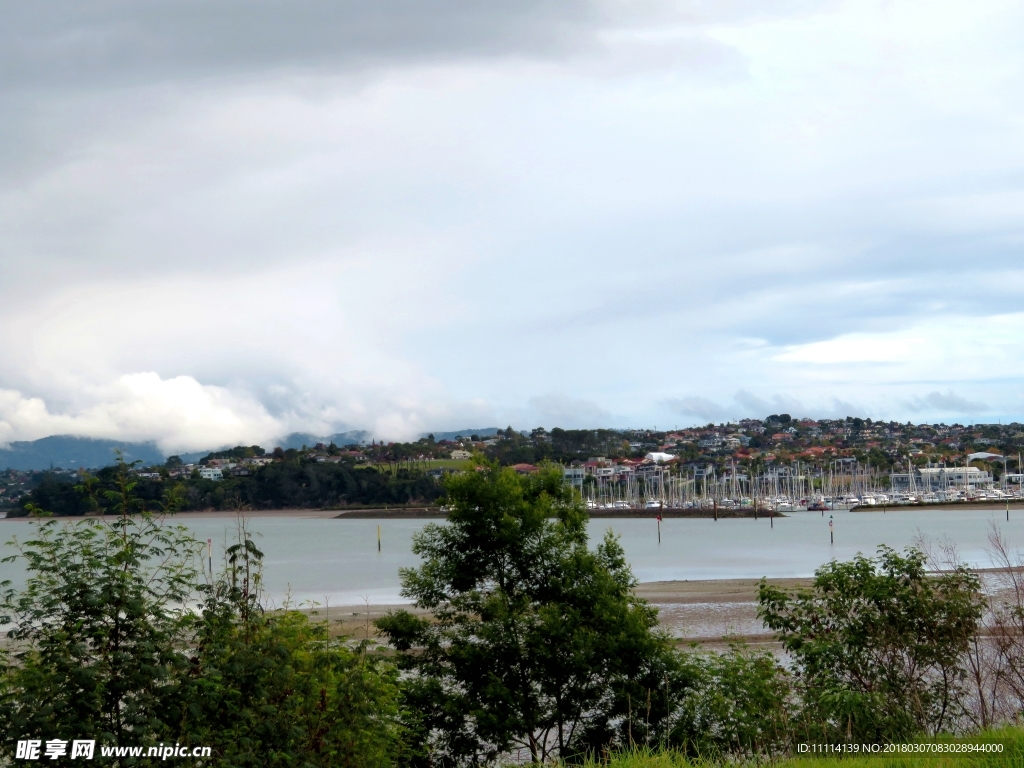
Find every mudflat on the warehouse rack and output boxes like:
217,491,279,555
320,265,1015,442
320,578,811,647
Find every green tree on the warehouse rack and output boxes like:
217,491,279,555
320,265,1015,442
0,460,201,763
0,457,404,767
758,546,983,743
178,528,404,767
376,464,673,765
670,644,793,760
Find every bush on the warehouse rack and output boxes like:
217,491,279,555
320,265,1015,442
759,546,983,743
0,458,404,766
670,644,793,760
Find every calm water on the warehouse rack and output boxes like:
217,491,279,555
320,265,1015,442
0,508,1021,607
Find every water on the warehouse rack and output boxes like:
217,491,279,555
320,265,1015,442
0,508,1020,607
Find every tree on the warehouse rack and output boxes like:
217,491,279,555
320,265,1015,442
0,457,404,767
670,644,793,760
179,527,404,767
376,464,673,765
0,458,200,762
758,546,983,742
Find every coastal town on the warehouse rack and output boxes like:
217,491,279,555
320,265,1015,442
4,415,1024,513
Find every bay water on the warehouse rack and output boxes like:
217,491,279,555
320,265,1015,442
0,508,1021,608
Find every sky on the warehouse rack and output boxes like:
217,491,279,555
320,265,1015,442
2,0,1024,452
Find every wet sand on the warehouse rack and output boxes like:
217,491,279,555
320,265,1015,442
634,578,810,647
317,578,812,648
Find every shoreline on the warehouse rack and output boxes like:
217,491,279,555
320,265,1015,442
1,507,782,521
334,507,782,519
852,499,1024,512
6,501,1024,520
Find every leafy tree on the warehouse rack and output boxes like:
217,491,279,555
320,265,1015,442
758,546,983,742
0,458,201,763
376,464,673,765
178,528,404,767
18,458,444,515
0,457,405,766
13,472,92,517
670,644,793,760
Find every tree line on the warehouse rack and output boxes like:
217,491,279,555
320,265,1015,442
1,460,1023,766
11,457,443,516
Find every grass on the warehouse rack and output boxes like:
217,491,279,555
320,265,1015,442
580,728,1024,767
421,459,473,470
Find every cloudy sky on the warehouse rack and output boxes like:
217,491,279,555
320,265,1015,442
2,0,1023,451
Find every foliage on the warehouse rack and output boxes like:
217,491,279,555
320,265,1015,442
670,644,794,760
178,528,404,767
758,546,983,743
8,472,93,517
483,428,644,466
17,459,443,515
376,463,674,765
0,457,404,766
198,444,266,463
0,459,201,762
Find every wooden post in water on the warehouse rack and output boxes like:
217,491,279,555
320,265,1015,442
657,514,661,544
377,524,381,552
207,538,212,578
829,515,834,545
713,498,718,522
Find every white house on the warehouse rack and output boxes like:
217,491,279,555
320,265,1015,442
645,452,676,464
198,467,223,481
563,467,586,489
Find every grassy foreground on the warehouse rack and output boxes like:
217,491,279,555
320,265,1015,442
584,728,1024,767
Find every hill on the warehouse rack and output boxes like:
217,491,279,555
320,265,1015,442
0,435,165,471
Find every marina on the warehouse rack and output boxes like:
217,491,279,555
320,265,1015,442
577,458,1024,512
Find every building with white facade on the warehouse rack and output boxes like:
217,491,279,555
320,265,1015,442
890,466,993,492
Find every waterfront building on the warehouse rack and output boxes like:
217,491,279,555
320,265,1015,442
889,466,993,493
563,466,585,489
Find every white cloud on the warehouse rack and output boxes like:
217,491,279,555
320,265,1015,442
525,394,612,428
2,0,1024,446
664,397,729,423
0,374,283,452
905,391,989,414
772,313,1024,382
